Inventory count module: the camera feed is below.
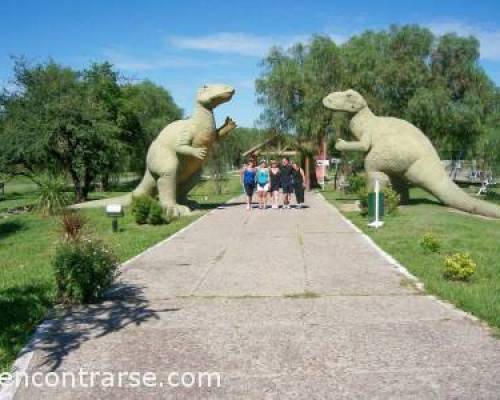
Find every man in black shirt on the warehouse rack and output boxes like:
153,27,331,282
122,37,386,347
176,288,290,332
280,157,293,209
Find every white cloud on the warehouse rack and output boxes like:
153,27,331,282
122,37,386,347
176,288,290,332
0,79,17,93
327,33,349,45
168,32,310,57
101,48,231,71
427,21,500,61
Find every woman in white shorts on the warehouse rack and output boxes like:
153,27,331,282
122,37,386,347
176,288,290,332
256,160,270,209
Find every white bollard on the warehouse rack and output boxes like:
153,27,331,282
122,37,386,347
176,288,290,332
368,179,384,228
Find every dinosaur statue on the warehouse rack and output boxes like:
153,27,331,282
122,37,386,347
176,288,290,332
74,84,236,217
322,89,500,219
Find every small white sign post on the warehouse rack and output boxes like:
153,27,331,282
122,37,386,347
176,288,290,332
106,204,124,233
316,159,330,191
368,179,384,229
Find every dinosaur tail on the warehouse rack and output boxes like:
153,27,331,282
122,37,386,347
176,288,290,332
70,170,156,210
70,193,133,210
406,158,500,219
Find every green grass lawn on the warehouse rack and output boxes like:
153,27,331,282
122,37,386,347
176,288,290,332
323,187,500,331
0,175,241,372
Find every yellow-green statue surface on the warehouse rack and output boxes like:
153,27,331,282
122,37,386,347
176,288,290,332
75,84,236,216
323,89,500,219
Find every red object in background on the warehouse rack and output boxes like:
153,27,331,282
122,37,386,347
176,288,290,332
315,137,327,183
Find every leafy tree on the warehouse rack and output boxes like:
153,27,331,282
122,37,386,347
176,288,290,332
257,25,500,176
205,127,270,193
0,59,123,202
256,36,343,187
0,59,183,201
119,80,182,173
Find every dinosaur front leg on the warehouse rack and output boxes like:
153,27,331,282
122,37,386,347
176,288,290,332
389,175,410,205
157,173,191,218
216,117,237,140
335,138,370,152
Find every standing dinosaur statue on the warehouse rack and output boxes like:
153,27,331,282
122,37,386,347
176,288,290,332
74,84,236,217
322,89,500,219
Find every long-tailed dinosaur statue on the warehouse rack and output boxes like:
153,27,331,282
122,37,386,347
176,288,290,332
74,84,236,217
322,89,500,219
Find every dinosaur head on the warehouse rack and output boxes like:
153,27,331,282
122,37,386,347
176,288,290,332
322,89,367,113
197,84,235,109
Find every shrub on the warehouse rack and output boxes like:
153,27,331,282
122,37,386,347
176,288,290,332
35,174,70,215
420,232,441,252
356,185,400,215
148,200,166,225
382,186,400,214
60,211,87,242
357,187,369,215
131,195,153,224
485,190,500,202
54,238,119,304
346,174,366,194
443,253,477,281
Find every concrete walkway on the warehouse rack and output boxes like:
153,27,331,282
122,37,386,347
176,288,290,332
13,193,500,399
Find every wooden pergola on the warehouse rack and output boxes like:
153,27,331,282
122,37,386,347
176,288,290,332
241,134,299,164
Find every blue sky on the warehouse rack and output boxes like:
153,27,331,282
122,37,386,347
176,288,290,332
1,0,500,127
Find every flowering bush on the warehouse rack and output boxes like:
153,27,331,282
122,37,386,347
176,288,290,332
420,232,441,253
54,238,119,304
443,253,477,281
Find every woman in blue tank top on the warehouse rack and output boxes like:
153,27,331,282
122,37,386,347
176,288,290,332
256,160,270,209
240,160,256,210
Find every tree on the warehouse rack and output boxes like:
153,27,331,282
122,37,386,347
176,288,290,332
204,127,270,194
256,25,500,176
119,80,182,174
0,59,124,202
0,59,183,201
256,36,343,187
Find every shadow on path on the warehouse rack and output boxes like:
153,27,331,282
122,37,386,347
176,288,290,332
28,283,179,371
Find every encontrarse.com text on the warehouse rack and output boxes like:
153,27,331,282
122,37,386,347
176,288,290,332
0,370,221,389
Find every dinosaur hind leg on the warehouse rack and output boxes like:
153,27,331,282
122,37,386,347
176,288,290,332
177,170,202,206
389,175,410,205
133,169,157,198
365,169,390,192
156,163,191,218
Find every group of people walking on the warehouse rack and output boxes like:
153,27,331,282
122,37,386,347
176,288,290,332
240,157,306,210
